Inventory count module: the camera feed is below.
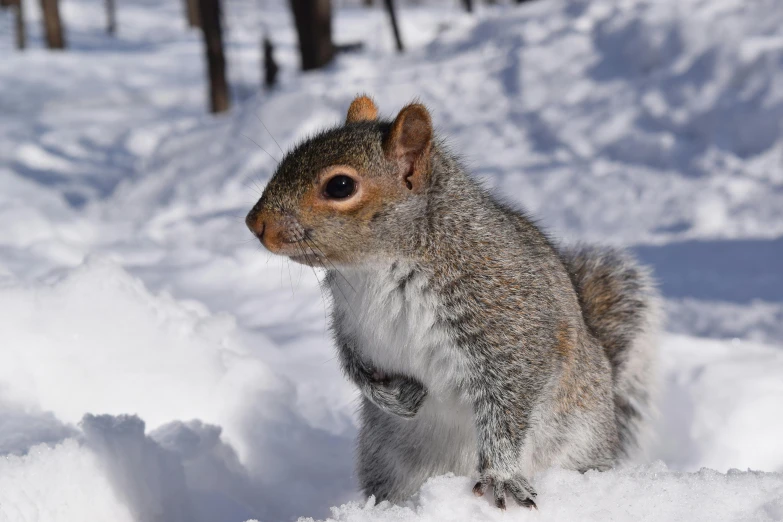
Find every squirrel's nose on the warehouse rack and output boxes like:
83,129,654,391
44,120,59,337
254,221,266,241
246,209,287,254
246,209,265,239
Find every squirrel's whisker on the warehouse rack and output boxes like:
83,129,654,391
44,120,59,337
302,236,358,320
255,113,284,155
242,133,280,164
296,239,330,327
304,235,357,295
242,181,262,196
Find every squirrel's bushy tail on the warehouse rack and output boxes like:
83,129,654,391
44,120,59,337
560,246,662,458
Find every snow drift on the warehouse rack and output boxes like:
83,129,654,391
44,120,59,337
0,258,282,440
0,260,357,521
0,439,134,522
297,469,783,522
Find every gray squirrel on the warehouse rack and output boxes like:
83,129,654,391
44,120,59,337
246,96,660,509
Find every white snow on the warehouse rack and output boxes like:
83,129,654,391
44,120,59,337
0,258,277,443
0,440,134,522
655,336,783,473
1,0,782,520
296,468,783,522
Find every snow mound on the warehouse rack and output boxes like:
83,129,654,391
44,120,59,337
0,257,279,444
0,439,133,522
0,414,263,522
655,335,783,473
0,258,358,520
80,413,261,522
299,468,783,522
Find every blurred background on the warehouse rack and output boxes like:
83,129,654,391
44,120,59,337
0,0,782,521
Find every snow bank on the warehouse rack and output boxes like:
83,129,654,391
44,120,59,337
0,439,133,522
0,259,358,520
80,413,262,522
0,257,278,441
655,335,783,474
0,414,262,522
298,468,783,522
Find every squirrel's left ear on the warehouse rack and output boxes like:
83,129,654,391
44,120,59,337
384,103,433,192
346,95,379,123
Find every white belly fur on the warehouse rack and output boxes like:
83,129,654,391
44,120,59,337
332,263,469,398
331,263,478,475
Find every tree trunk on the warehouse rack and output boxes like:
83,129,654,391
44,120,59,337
461,0,473,13
383,0,403,53
262,36,279,89
40,0,65,49
198,0,230,113
14,0,26,49
106,0,116,34
362,0,372,7
1,0,27,50
289,0,334,71
184,0,200,27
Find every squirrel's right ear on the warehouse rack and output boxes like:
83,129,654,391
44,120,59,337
346,95,378,124
384,104,433,193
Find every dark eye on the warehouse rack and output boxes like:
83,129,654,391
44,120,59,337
324,175,356,199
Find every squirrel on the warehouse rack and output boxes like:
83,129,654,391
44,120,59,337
246,96,661,510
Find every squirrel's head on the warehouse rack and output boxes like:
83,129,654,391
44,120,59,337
246,96,433,267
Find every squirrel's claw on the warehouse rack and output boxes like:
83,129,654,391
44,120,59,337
520,498,537,510
476,473,537,510
472,477,490,497
505,477,537,509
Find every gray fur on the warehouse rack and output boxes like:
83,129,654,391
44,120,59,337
247,107,661,508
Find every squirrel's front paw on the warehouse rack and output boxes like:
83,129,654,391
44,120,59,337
473,472,537,510
369,375,428,418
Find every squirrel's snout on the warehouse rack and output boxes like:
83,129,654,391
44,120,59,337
246,208,288,254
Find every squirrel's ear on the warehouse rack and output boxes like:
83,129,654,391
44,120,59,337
384,103,432,192
346,95,379,124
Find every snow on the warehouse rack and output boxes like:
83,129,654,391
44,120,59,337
1,0,783,520
655,336,783,473
0,259,356,520
296,468,783,522
0,258,276,439
0,440,134,522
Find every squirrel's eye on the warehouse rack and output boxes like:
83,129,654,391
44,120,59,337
324,175,356,199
